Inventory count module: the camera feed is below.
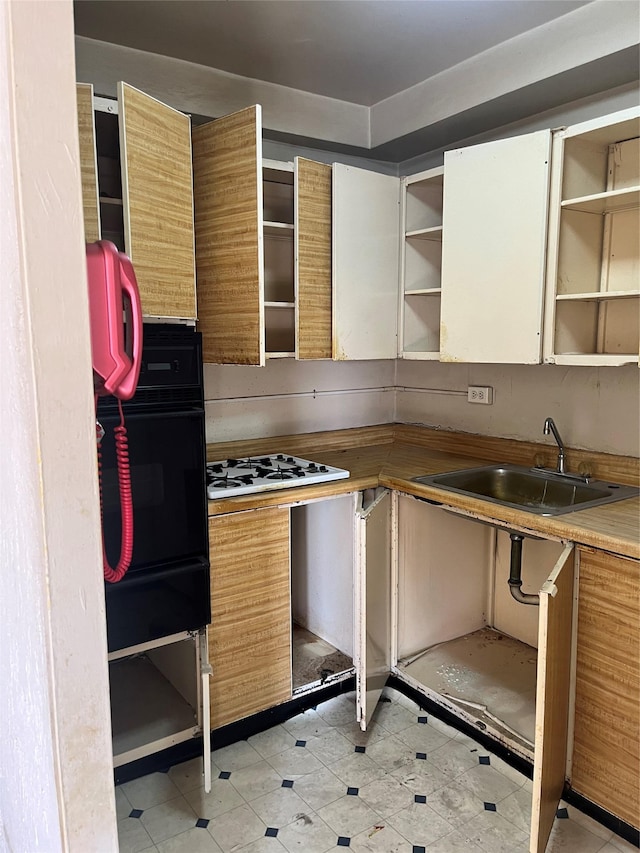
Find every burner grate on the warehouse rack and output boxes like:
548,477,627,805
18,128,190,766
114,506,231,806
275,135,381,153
206,453,349,499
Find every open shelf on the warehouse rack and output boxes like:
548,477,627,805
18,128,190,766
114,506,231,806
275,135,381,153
546,110,639,364
109,634,201,768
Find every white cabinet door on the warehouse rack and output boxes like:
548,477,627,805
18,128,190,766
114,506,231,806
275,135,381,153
530,543,575,853
440,130,551,364
355,489,391,730
332,165,400,360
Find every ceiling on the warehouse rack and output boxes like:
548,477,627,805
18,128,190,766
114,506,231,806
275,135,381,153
73,0,592,107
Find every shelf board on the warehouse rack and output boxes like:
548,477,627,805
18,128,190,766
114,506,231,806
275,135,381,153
265,301,295,309
561,186,640,214
264,221,294,238
401,350,440,360
405,288,442,296
405,225,443,241
99,197,123,206
556,290,640,302
550,353,639,367
266,351,295,359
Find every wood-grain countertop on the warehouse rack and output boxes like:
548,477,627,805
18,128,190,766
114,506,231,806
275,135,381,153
207,424,640,560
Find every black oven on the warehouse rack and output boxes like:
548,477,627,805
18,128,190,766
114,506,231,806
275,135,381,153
98,325,210,652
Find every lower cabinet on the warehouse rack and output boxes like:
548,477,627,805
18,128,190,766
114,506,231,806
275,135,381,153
207,491,391,731
393,494,575,853
571,548,640,829
109,629,211,787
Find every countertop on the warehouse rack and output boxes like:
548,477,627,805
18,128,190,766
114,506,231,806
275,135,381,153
206,425,639,560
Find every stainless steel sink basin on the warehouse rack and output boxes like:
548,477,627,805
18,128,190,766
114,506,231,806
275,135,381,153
412,464,639,516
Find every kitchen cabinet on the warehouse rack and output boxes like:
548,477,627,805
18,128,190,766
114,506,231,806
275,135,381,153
76,82,197,321
109,629,211,790
207,491,390,731
543,107,640,366
571,548,639,829
392,494,575,853
333,128,552,363
192,105,332,364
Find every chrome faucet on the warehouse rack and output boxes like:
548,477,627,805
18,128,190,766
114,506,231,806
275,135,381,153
543,417,566,474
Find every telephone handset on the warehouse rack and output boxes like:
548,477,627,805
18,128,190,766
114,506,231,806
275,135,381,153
87,241,143,583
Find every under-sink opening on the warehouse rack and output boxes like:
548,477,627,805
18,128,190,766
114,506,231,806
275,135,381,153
396,495,566,754
290,496,355,692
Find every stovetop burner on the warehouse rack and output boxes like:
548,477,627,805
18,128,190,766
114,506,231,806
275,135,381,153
206,454,350,499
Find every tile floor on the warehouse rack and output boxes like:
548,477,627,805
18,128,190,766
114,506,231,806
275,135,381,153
116,687,637,853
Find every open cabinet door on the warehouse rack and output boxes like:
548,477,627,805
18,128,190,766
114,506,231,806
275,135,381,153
193,106,265,365
332,165,400,360
118,82,196,319
355,489,392,730
530,543,575,853
76,83,101,243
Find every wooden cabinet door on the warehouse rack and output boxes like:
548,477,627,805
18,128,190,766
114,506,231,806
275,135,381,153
332,164,400,360
355,489,391,730
530,543,575,853
118,82,196,319
208,507,291,729
295,157,332,360
76,83,100,243
440,129,551,364
193,106,264,365
571,549,639,828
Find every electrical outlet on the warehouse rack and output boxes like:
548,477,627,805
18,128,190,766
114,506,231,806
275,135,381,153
468,385,493,405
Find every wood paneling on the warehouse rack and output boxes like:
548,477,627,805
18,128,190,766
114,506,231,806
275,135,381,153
531,545,575,852
296,158,332,359
193,106,264,364
572,549,640,828
208,507,291,729
76,83,100,243
118,82,196,319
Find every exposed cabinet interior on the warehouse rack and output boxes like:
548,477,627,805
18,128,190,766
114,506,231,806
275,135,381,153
545,108,640,365
109,631,205,768
76,83,197,320
571,549,640,829
400,167,444,358
263,162,296,356
291,496,355,691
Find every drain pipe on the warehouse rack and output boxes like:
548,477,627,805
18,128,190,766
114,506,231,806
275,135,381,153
508,534,540,606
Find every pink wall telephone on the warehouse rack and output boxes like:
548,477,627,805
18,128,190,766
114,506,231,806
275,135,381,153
87,240,143,582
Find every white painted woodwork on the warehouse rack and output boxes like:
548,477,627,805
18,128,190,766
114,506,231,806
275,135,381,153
440,129,551,364
396,497,492,659
355,489,392,730
399,167,444,359
543,107,640,366
332,164,400,360
530,544,575,853
2,2,116,847
291,496,355,657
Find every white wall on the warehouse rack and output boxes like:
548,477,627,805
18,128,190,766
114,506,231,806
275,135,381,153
0,2,117,850
205,359,395,444
396,360,639,457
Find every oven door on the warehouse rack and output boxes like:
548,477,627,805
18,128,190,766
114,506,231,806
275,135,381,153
98,406,208,573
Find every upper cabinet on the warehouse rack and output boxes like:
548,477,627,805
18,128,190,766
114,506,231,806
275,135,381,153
399,167,444,359
76,82,197,321
440,130,552,364
543,107,640,367
192,105,332,365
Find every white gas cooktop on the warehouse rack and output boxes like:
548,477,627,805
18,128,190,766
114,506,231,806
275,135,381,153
206,454,350,499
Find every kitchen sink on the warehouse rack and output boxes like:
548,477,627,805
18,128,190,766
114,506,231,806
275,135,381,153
412,464,639,516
